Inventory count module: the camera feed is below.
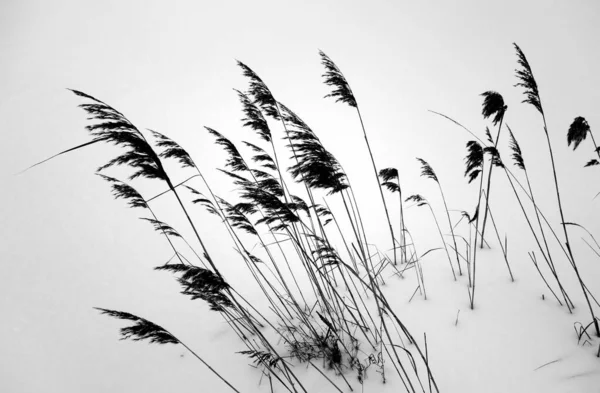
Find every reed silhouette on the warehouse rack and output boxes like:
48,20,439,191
25,43,600,393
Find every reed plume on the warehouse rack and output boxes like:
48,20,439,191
283,104,349,195
95,308,179,344
236,61,279,120
319,50,357,107
514,44,543,115
155,264,234,311
481,91,507,126
464,141,484,184
568,117,590,150
507,127,525,170
567,116,600,168
204,127,249,172
95,308,241,392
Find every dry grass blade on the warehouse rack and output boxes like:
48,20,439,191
17,137,108,175
484,127,494,145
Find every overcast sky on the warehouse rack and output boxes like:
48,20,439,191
2,1,600,392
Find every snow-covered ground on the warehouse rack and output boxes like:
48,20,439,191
2,1,600,392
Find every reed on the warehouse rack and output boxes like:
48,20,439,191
28,43,600,393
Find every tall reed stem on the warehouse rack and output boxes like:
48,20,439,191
541,117,599,335
356,108,397,265
480,115,504,247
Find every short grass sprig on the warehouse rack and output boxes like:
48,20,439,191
416,158,462,278
406,193,457,282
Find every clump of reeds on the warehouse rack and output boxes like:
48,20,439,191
426,43,598,335
28,53,442,393
29,41,600,393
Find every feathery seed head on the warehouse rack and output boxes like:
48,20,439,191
567,116,590,151
507,126,526,170
514,43,543,115
406,194,428,207
416,158,438,183
70,90,168,182
481,91,507,126
236,61,280,120
236,89,272,142
205,127,248,172
464,141,484,184
319,50,357,108
95,308,179,345
97,174,148,209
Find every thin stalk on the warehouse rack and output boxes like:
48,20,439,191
482,190,514,281
176,340,242,393
427,203,457,280
589,131,600,161
529,252,563,305
398,182,408,264
438,184,462,276
355,107,396,265
521,169,573,308
541,115,599,335
502,169,573,311
480,115,504,247
470,167,485,309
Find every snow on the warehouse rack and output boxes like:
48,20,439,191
2,2,600,392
